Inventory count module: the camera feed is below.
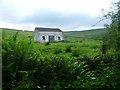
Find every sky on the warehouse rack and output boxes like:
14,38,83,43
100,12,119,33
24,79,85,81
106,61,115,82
0,0,117,31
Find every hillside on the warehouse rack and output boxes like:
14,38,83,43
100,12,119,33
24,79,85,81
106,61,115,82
1,28,107,40
64,28,107,40
1,28,34,40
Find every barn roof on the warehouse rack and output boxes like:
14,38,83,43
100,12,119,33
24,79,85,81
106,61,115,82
34,27,63,32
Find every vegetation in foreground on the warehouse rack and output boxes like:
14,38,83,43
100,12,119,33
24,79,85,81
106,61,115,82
2,28,120,89
2,1,120,89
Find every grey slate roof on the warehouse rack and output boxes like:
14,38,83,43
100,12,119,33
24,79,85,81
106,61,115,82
35,27,62,32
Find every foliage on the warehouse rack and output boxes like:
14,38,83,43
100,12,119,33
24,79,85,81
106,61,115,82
45,42,50,45
2,29,120,89
102,1,120,52
72,48,79,57
65,45,72,53
2,31,36,89
54,48,62,54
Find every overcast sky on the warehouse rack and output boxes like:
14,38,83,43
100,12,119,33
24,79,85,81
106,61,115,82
0,0,116,31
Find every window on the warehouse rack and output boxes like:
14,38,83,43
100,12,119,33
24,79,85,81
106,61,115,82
58,37,61,40
42,36,45,40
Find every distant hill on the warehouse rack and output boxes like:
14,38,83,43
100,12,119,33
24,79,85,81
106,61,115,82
64,28,107,40
1,28,34,40
1,28,107,40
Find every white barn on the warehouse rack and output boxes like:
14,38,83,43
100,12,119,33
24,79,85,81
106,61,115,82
34,27,64,43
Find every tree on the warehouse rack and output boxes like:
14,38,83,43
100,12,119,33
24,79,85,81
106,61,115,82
102,1,120,52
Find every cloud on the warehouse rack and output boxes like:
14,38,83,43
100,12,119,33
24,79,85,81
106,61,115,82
1,0,22,23
21,9,111,30
1,0,112,31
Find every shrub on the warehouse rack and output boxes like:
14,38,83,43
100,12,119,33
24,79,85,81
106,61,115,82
54,48,62,54
72,49,79,57
79,40,83,43
45,42,50,45
2,32,36,88
65,46,72,53
31,56,72,88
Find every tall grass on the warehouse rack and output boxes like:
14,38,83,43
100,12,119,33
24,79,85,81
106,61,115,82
2,31,120,89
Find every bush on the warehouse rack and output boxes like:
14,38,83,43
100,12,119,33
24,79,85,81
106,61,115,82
45,42,50,45
54,48,62,54
65,46,72,53
31,56,73,88
2,32,36,89
72,49,79,57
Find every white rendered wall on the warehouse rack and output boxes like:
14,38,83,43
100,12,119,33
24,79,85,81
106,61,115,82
34,31,64,43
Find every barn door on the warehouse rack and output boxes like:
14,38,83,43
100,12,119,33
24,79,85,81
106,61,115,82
49,36,55,42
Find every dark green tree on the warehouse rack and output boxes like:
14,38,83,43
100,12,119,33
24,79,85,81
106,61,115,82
102,1,120,52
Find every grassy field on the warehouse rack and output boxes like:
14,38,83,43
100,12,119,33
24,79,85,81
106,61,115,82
2,29,33,40
1,28,104,59
2,28,120,89
64,28,107,40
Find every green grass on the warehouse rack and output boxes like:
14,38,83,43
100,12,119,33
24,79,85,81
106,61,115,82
1,28,33,40
2,28,120,89
34,40,101,58
1,28,103,59
64,28,107,40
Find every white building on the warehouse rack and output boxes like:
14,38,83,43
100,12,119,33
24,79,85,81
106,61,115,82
34,27,64,43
